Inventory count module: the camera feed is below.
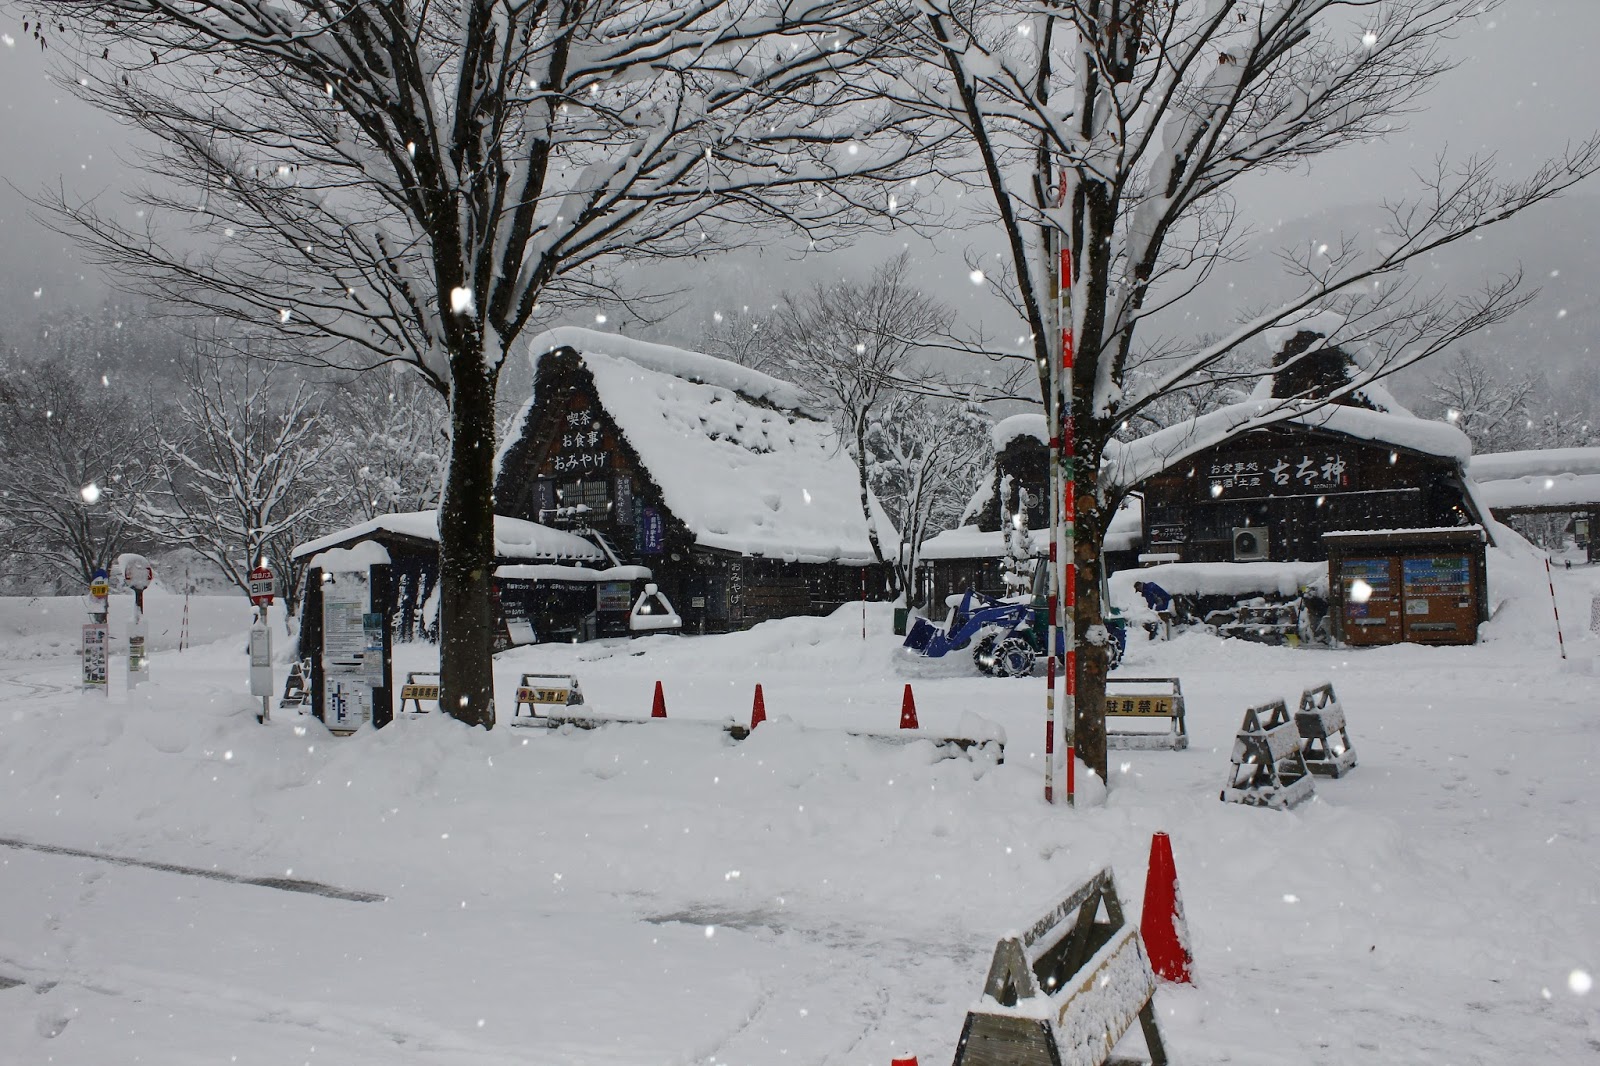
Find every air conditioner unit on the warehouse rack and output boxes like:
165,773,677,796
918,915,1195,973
1232,527,1269,562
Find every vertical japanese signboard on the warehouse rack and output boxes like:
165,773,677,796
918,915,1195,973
321,576,372,735
82,623,109,692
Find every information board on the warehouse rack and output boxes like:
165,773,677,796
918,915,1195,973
82,623,108,691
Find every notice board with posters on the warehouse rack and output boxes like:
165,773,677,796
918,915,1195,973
1325,528,1486,647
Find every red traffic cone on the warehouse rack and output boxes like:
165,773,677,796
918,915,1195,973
651,680,667,719
750,683,767,730
899,684,919,730
1140,831,1193,983
890,1055,918,1066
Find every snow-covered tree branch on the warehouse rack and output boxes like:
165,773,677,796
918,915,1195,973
31,0,951,724
881,0,1600,779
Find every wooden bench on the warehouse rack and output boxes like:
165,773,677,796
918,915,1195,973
511,673,585,724
399,671,441,714
1106,677,1187,751
1295,682,1358,777
952,867,1167,1066
1220,699,1315,809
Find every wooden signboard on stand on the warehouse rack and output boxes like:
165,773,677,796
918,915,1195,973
951,867,1167,1066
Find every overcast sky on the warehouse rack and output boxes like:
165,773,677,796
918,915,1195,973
1,1,1596,335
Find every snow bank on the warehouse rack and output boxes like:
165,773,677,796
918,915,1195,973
1109,561,1326,603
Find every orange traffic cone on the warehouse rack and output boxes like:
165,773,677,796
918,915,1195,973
899,684,919,730
651,680,667,719
750,683,767,730
1140,831,1193,983
891,1055,918,1066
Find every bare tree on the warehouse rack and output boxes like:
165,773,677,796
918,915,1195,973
134,341,344,620
867,392,992,602
1422,348,1539,453
762,253,955,578
885,0,1600,780
32,0,945,726
325,372,449,522
0,357,156,589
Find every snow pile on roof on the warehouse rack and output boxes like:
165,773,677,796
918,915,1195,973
992,412,1047,451
1473,472,1600,511
292,511,604,563
1108,560,1327,602
525,326,819,417
1105,399,1471,492
578,348,893,564
917,525,1045,561
1469,447,1600,482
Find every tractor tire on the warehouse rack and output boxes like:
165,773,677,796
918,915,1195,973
994,637,1036,678
972,634,1001,676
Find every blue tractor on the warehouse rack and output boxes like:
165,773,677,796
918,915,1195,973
903,566,1126,677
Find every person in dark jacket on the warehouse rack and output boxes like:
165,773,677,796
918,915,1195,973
1133,580,1172,612
1133,579,1175,639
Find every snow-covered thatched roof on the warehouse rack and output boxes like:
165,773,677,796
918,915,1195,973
1104,398,1473,494
992,412,1047,451
291,511,604,563
502,328,894,565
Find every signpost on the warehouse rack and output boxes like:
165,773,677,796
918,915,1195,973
248,564,275,723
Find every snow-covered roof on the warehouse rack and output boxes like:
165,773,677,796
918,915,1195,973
291,511,605,563
1108,560,1328,600
1469,447,1600,483
1104,398,1472,492
508,329,894,565
524,326,821,417
992,412,1047,451
1472,473,1600,512
917,525,1045,561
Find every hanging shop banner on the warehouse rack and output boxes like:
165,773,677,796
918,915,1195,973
640,506,665,555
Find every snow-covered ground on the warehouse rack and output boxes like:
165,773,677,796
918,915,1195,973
0,554,1596,1065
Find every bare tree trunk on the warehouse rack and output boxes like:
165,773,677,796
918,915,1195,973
854,413,894,590
1072,446,1111,783
438,350,497,729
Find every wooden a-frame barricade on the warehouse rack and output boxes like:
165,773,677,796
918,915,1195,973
1220,699,1316,810
1294,682,1358,778
951,867,1167,1066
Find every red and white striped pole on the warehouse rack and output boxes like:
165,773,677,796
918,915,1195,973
1045,173,1077,806
1545,555,1567,659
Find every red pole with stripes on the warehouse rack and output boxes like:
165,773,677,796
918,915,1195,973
1545,555,1567,659
1045,175,1076,806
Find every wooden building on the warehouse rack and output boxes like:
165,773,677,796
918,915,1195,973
493,328,893,633
1127,407,1489,565
291,510,618,644
916,413,1141,608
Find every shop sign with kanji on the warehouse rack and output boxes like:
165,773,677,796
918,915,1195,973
547,406,611,476
1203,449,1355,499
